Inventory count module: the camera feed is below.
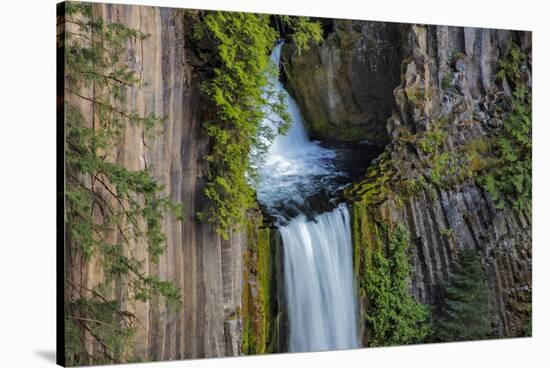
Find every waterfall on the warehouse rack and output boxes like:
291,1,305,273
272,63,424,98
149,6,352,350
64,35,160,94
281,204,359,352
255,43,340,216
255,43,360,352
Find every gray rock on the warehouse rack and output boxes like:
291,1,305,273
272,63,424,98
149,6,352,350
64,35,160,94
284,21,406,144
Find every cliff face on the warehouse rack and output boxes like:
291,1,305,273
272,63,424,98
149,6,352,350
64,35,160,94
287,21,531,342
389,25,532,338
284,20,404,144
65,4,248,361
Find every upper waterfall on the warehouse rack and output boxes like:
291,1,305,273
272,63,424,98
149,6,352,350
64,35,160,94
255,43,342,219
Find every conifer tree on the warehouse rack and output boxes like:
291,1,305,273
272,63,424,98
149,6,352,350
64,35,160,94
61,2,183,364
436,249,493,342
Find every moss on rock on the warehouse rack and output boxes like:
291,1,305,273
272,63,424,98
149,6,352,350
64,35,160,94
242,209,271,354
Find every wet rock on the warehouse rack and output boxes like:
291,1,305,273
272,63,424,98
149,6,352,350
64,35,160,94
283,21,405,144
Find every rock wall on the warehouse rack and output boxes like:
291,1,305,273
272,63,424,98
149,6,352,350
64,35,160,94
241,216,288,355
64,4,249,361
283,20,405,144
345,24,532,341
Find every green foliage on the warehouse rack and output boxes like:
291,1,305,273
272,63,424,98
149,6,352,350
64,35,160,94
345,152,395,205
416,121,481,188
483,43,531,212
279,16,323,54
65,297,135,366
429,152,458,186
441,228,454,239
441,73,453,91
194,11,282,238
194,12,322,238
63,3,182,364
418,124,448,155
400,175,426,197
361,224,431,346
406,86,425,106
435,249,493,342
463,137,498,174
496,43,525,84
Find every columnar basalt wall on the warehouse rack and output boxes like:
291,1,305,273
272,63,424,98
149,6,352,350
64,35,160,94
392,24,531,337
64,4,249,361
345,24,531,341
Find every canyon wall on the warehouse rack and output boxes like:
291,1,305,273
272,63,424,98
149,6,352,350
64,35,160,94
288,21,532,341
64,4,248,361
383,25,532,338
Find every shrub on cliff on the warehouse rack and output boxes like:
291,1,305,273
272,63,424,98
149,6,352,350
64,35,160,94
483,43,531,212
362,225,431,346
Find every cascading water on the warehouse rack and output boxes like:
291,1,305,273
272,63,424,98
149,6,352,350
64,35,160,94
255,44,340,216
255,43,360,352
280,205,359,351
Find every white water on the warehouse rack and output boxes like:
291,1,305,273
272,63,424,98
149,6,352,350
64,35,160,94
281,205,359,352
256,43,341,215
255,43,360,352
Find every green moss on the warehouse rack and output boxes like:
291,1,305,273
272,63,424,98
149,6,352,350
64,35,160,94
450,51,465,66
242,211,271,355
398,175,427,198
345,152,395,205
441,228,454,239
405,85,426,107
418,123,448,155
463,137,499,173
429,152,454,186
414,120,494,189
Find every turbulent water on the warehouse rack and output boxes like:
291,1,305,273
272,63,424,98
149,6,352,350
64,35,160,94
255,44,342,218
255,43,360,352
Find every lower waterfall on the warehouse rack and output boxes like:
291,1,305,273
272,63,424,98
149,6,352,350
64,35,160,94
255,43,360,352
281,205,359,352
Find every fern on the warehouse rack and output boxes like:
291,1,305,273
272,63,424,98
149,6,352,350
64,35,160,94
482,43,531,212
